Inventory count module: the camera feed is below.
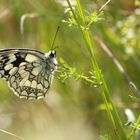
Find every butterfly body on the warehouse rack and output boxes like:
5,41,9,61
0,48,57,99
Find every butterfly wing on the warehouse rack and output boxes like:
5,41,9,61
0,49,53,99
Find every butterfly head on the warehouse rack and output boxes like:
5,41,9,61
45,50,57,71
50,50,56,58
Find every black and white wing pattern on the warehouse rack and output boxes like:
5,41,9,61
0,48,57,99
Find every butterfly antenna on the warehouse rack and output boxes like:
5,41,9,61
51,26,60,50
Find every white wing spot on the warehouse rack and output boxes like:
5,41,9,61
30,93,35,97
33,62,40,66
19,62,28,66
32,66,42,76
19,69,26,75
37,93,43,96
4,64,13,71
24,80,31,86
19,72,29,86
10,76,15,83
19,96,27,99
19,66,26,71
31,80,37,88
37,95,44,99
37,84,43,90
12,82,17,89
16,88,20,93
25,54,39,62
21,91,28,96
8,58,17,63
20,71,29,78
0,70,4,75
44,81,49,88
8,54,16,60
9,67,18,75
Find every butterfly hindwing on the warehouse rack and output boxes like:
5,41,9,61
0,49,57,99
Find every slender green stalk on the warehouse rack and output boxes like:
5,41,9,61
128,115,140,140
66,0,127,139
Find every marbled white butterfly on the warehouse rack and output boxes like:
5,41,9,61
0,48,57,99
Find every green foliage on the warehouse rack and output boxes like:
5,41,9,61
63,6,104,30
0,0,139,140
128,115,140,140
65,0,127,139
58,57,102,87
100,134,111,140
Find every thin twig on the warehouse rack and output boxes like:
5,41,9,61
98,0,112,12
95,36,131,83
20,13,38,48
0,128,25,140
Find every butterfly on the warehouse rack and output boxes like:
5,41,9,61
0,48,57,99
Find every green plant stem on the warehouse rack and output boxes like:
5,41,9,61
128,115,140,140
66,0,127,139
80,75,96,84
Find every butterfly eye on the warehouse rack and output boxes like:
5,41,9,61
50,51,56,58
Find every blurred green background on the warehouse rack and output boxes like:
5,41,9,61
0,0,140,140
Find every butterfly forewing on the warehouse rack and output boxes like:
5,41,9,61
0,49,57,99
